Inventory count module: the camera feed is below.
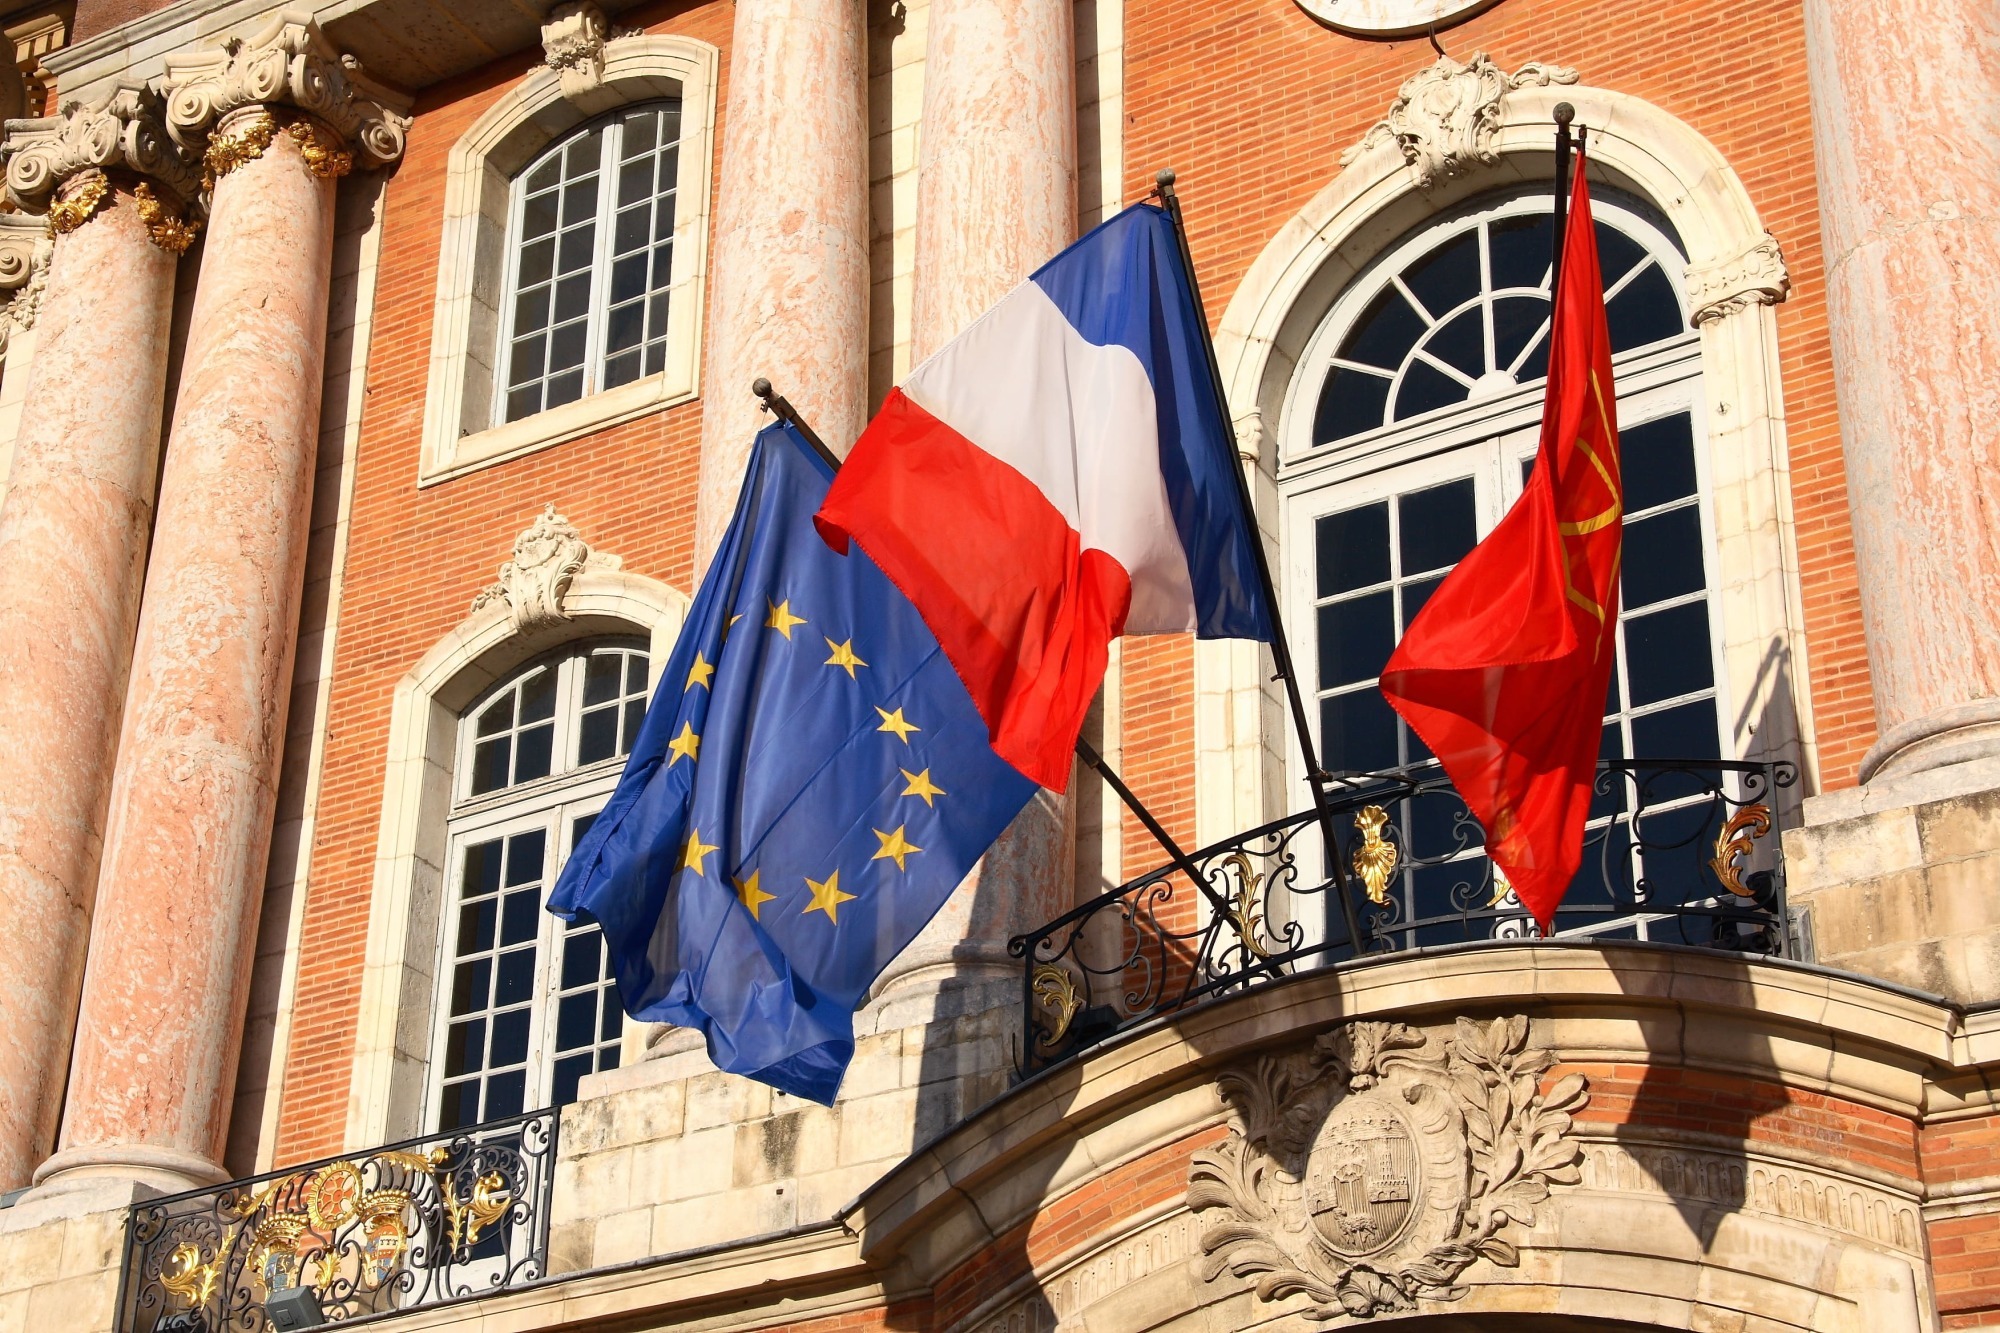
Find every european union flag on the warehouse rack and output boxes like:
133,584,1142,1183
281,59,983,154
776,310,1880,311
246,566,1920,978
548,422,1038,1103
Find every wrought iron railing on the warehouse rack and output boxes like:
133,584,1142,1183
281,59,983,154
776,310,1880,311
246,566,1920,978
116,1109,556,1332
1013,757,1796,1074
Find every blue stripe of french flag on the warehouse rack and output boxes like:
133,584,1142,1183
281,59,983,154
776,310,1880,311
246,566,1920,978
816,204,1273,792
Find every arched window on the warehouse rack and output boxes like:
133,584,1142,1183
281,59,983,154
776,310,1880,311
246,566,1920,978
496,102,684,423
1280,186,1726,938
429,639,651,1130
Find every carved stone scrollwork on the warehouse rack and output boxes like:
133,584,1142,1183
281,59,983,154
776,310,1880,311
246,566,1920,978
1686,232,1791,326
470,504,622,633
1,84,204,218
1189,1016,1589,1319
161,13,412,171
1343,53,1579,189
543,1,612,100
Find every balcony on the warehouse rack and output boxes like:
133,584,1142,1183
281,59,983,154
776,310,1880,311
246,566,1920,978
1014,757,1797,1074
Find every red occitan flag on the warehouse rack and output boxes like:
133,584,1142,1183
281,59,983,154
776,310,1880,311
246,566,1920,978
1376,151,1622,931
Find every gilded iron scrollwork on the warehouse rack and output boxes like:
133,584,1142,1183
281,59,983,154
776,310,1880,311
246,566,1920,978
1710,802,1773,897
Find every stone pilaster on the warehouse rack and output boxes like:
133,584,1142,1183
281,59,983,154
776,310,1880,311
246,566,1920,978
32,20,407,1196
693,0,868,566
0,87,199,1192
877,0,1078,996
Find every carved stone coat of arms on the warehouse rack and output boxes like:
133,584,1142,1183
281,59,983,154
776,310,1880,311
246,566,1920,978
1189,1016,1588,1319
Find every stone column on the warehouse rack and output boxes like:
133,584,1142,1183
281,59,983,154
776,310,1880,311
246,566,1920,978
32,19,407,1195
1803,0,2000,784
876,0,1078,995
0,90,201,1193
694,0,868,565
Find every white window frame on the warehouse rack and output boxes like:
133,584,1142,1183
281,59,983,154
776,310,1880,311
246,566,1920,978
424,641,647,1131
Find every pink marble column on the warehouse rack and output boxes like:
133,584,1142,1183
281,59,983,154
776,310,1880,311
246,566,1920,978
34,114,345,1194
694,0,869,566
1803,0,2000,783
878,0,1078,991
0,158,192,1189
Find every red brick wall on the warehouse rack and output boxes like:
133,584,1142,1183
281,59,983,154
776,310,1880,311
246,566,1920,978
273,0,734,1163
1924,1114,2000,1328
1113,0,1876,840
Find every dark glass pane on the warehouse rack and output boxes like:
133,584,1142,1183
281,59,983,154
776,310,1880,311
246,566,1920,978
1631,698,1722,761
573,812,599,845
507,385,540,422
654,192,678,241
1315,502,1389,596
622,699,646,752
1488,212,1554,291
646,290,670,338
548,321,588,373
515,723,553,783
659,106,682,145
551,1054,592,1109
583,652,622,704
650,243,675,289
526,157,561,194
456,897,497,954
1321,689,1399,774
1402,574,1446,630
1621,414,1698,512
1314,367,1391,445
506,829,547,885
547,369,585,408
601,990,622,1040
606,300,645,352
614,204,649,254
1624,601,1714,706
1399,478,1477,575
578,707,617,765
561,930,603,989
513,286,550,336
1422,306,1485,378
626,653,648,693
557,994,596,1050
501,887,540,946
450,958,491,1015
624,109,657,155
490,1007,531,1066
438,1078,481,1131
522,190,559,241
558,224,596,273
554,273,592,324
506,335,545,387
484,1069,527,1121
1622,506,1705,609
443,1019,485,1078
1339,286,1427,371
1401,229,1482,320
1593,222,1647,290
463,839,505,897
471,737,510,795
1606,263,1685,352
561,177,599,227
565,130,604,173
617,161,652,209
656,146,680,195
1514,330,1550,384
1317,590,1395,688
603,350,641,390
1492,295,1549,378
495,949,536,1008
1393,359,1468,420
644,342,666,376
517,237,554,288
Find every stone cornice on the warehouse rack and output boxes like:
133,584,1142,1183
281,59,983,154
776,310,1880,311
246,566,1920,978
159,10,411,169
1,84,203,213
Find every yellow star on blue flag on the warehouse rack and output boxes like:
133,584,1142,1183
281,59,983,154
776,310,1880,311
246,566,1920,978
548,422,1038,1105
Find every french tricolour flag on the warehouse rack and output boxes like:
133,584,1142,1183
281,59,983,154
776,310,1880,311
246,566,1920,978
817,204,1273,791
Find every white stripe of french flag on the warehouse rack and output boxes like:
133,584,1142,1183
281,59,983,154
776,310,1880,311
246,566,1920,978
816,205,1272,792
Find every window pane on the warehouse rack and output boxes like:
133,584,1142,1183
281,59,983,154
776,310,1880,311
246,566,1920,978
471,737,510,795
495,947,536,1004
584,653,623,705
551,1054,592,1109
463,839,505,897
556,994,596,1051
1400,229,1480,321
649,242,675,289
606,301,645,353
456,897,497,954
507,386,540,422
1593,222,1647,291
438,1079,481,1132
1340,286,1427,372
1606,263,1685,353
578,707,617,765
515,723,554,782
1318,591,1395,688
561,178,599,228
1622,506,1705,609
1488,212,1554,292
554,273,592,324
506,335,546,387
1402,574,1446,629
547,368,585,408
626,654,648,693
521,190,559,241
1314,367,1391,445
443,1019,485,1078
614,204,649,254
558,224,595,274
1394,359,1468,421
1631,698,1722,761
561,930,603,989
526,157,561,194
653,192,677,241
1421,306,1484,379
517,238,554,288
450,959,491,1015
1621,414,1698,512
603,350,641,390
1623,601,1714,705
476,695,516,737
1492,296,1549,377
484,1069,527,1121
623,108,657,155
617,160,652,208
1398,479,1477,576
1322,689,1399,774
490,1007,531,1066
1316,502,1389,596
548,322,588,373
506,829,547,884
601,992,622,1041
501,887,540,946
622,699,646,754
513,286,550,336
565,130,605,175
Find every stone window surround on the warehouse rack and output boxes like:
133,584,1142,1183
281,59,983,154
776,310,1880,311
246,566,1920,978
417,35,718,488
1196,81,1812,848
345,568,688,1150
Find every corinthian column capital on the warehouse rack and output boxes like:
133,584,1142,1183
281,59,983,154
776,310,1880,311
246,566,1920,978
160,11,412,170
2,85,203,215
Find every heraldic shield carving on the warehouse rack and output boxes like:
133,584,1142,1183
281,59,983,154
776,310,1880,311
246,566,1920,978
1188,1016,1589,1318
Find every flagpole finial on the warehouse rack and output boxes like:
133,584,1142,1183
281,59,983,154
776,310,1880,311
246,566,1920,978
752,377,774,407
1554,102,1575,127
1155,167,1177,197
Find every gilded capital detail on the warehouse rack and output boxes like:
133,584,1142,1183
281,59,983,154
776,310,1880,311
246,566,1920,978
132,183,201,253
1,85,203,218
46,170,110,234
161,12,411,171
1189,1016,1589,1318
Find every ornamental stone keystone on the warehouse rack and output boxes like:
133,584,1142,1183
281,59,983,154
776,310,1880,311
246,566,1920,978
1189,1015,1589,1318
1,85,203,214
543,1,612,99
1343,52,1579,188
160,11,411,169
471,504,623,633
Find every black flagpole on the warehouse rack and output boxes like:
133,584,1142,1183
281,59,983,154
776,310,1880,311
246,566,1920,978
752,380,1245,927
1149,170,1370,958
1551,103,1577,292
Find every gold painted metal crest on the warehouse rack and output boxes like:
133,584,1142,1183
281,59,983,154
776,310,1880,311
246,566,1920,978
1352,805,1400,905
